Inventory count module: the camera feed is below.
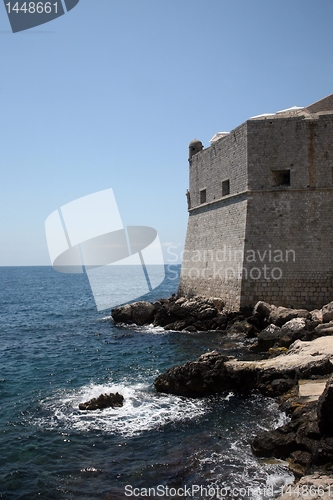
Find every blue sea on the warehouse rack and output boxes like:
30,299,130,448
0,266,293,500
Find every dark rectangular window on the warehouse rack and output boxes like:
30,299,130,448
271,169,290,187
200,189,206,204
222,179,230,196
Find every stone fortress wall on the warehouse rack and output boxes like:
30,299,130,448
178,95,333,310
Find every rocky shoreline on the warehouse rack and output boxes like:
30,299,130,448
111,296,333,491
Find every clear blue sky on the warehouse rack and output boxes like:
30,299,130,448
1,0,333,265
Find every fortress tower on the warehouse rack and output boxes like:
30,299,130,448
178,94,333,311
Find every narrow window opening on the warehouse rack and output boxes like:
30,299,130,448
200,189,206,204
222,179,230,196
271,169,290,187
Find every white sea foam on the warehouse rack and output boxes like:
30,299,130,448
36,381,206,437
99,315,112,321
202,447,293,499
111,322,167,334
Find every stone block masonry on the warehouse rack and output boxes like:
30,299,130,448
179,94,333,310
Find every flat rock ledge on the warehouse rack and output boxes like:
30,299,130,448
154,337,333,398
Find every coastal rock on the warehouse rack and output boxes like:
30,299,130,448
111,296,224,330
252,379,333,475
279,318,309,347
111,303,133,324
251,427,298,459
317,377,333,436
310,309,323,323
154,337,333,398
154,351,236,397
255,319,316,352
79,392,124,411
225,318,258,338
253,301,276,320
207,297,225,312
269,307,310,327
112,301,155,326
322,301,333,323
168,297,218,322
256,324,282,351
314,322,333,338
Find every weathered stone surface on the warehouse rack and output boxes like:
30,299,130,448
287,450,312,477
268,347,288,358
322,301,333,323
112,296,224,330
111,303,133,324
207,297,225,312
279,318,309,347
310,309,323,323
112,301,155,326
251,427,298,459
256,324,282,351
317,377,333,435
266,378,295,396
315,321,333,337
154,351,238,398
79,392,124,411
253,301,276,320
269,307,310,327
254,318,315,352
225,318,258,338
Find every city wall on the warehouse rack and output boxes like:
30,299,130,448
178,110,333,310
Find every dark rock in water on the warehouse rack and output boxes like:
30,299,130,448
317,377,333,435
252,387,333,474
251,427,298,459
112,295,227,331
112,301,155,326
155,351,238,397
79,392,124,411
225,318,258,338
